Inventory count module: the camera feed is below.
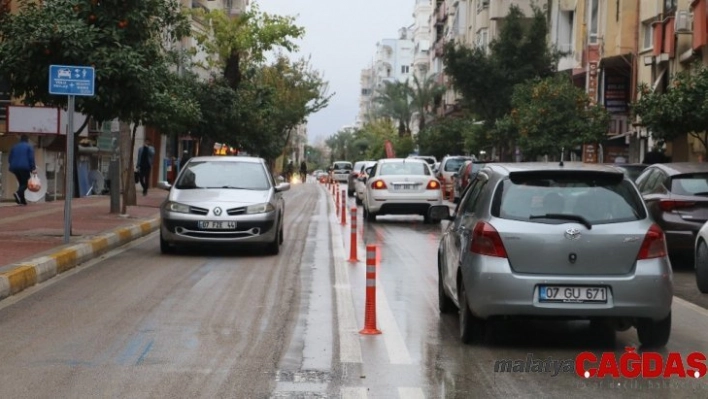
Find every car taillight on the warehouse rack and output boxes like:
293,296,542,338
371,180,387,190
659,200,695,212
426,180,440,190
470,222,507,258
637,224,667,260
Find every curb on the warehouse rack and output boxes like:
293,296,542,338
0,217,161,300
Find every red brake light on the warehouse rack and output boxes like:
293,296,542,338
637,224,667,260
371,180,387,190
470,222,507,258
426,180,440,190
659,200,695,212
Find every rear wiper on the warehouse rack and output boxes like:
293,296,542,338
529,213,592,230
691,192,708,196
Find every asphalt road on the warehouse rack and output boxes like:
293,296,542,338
0,182,707,398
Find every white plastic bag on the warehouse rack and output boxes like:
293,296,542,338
28,173,41,192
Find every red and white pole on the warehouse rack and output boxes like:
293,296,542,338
335,186,340,217
349,206,358,262
341,189,347,225
360,245,381,335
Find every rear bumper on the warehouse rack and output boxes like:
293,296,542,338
367,193,443,214
460,256,673,322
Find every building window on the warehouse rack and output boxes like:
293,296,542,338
642,21,653,51
663,0,677,14
477,0,489,13
476,28,488,52
588,0,599,44
401,65,410,74
0,77,9,121
387,68,391,77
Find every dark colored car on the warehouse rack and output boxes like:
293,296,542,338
635,163,708,261
609,163,649,181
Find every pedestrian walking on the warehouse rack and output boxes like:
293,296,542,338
136,138,155,196
8,134,36,205
299,160,308,182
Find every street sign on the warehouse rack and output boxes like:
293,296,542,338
49,65,95,96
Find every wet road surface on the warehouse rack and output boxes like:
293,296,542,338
0,182,707,398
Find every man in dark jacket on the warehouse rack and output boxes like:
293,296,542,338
136,138,155,196
8,134,36,205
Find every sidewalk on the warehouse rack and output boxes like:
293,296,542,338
0,189,166,299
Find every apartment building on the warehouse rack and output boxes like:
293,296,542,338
413,0,435,82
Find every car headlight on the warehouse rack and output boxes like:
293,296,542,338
246,203,275,214
165,201,191,214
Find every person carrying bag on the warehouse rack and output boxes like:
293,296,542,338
8,134,36,206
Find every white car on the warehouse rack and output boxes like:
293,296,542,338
330,161,352,183
695,222,708,293
353,161,377,203
362,158,443,223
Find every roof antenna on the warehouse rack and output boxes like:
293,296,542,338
559,147,565,167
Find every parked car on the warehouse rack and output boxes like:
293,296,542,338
437,156,473,196
453,161,489,203
635,163,708,262
429,162,672,347
348,161,375,196
330,161,353,183
157,156,290,255
608,163,649,181
362,158,443,223
351,161,377,200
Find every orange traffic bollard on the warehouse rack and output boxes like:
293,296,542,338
341,189,347,225
360,245,381,335
349,207,358,262
336,186,340,217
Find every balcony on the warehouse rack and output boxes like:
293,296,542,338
434,40,445,57
436,2,447,25
490,0,533,20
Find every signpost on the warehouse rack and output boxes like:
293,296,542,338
49,65,95,243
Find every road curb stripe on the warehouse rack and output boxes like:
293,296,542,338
0,216,161,301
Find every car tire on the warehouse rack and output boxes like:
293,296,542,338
278,222,284,245
438,256,456,314
266,222,281,255
355,196,362,206
365,207,376,222
458,279,484,344
636,312,671,348
696,241,708,293
160,230,175,255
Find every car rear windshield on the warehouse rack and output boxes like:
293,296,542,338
175,161,270,190
671,173,708,196
444,158,469,172
379,161,430,176
492,172,646,225
333,163,352,170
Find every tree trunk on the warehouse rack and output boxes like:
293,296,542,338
419,114,425,133
119,120,136,214
224,50,242,90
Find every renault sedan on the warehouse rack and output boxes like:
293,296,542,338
363,158,443,223
430,163,673,347
158,156,289,255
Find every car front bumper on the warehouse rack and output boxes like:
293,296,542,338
460,256,673,322
161,210,278,245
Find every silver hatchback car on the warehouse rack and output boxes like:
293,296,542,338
158,156,290,255
429,163,673,347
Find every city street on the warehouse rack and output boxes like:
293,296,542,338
0,182,707,398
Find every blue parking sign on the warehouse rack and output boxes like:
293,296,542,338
49,65,95,96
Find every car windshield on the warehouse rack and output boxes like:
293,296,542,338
444,158,468,172
379,162,430,176
671,173,708,196
175,161,270,190
492,173,646,225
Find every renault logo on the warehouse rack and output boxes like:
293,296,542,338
213,207,222,216
564,228,581,240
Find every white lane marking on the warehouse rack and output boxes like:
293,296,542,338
341,387,368,399
674,296,708,318
329,187,363,364
398,387,425,399
0,232,157,311
376,280,414,365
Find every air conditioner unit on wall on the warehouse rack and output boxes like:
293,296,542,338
675,10,692,33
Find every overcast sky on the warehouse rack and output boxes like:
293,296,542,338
258,0,416,145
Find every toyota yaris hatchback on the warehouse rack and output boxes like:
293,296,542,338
158,156,290,255
430,163,673,347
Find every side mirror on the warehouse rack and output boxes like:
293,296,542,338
428,205,453,221
157,181,172,191
275,182,291,192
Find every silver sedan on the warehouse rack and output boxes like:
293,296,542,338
158,156,289,255
430,162,673,347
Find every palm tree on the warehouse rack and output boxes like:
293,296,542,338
410,74,446,133
372,80,413,137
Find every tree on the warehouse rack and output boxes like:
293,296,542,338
410,74,446,132
0,0,190,209
633,62,708,155
191,3,305,89
417,117,472,160
507,75,610,159
372,80,413,137
443,4,559,159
